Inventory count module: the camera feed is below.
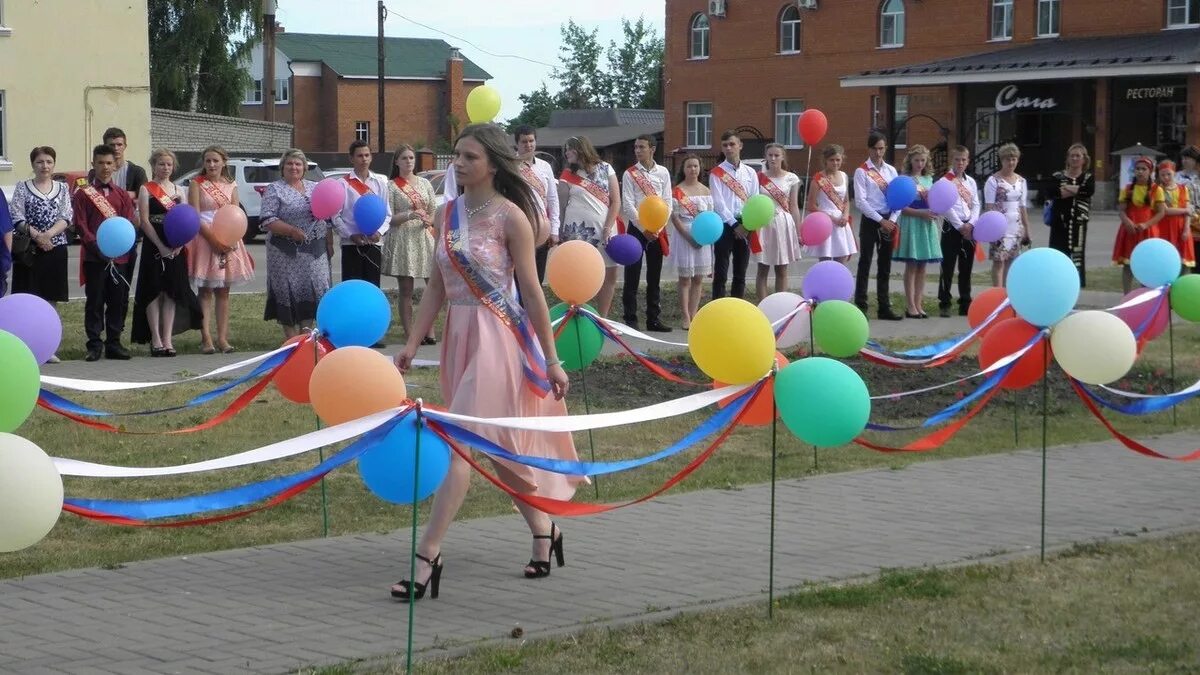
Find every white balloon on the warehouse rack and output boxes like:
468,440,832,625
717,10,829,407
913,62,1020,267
758,292,811,350
1050,311,1137,385
0,433,64,552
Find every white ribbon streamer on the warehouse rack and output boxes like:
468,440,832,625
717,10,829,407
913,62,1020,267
41,343,300,392
870,331,1046,400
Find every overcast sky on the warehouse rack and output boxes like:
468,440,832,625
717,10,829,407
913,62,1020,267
273,0,666,119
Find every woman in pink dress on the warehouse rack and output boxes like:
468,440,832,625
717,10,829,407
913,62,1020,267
392,124,583,602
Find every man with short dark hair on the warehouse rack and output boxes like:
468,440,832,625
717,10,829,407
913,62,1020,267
621,134,672,330
333,139,391,291
90,127,148,294
708,130,759,299
73,145,137,361
853,131,902,320
512,125,559,282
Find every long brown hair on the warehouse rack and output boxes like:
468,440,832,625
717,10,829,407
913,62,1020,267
764,142,789,171
389,143,416,179
199,145,232,181
563,136,602,172
455,123,541,240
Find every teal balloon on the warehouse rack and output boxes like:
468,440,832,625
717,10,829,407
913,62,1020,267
1006,248,1079,327
812,300,869,357
1130,238,1182,288
549,303,604,371
692,211,723,246
1170,274,1200,322
358,415,451,504
316,280,392,348
775,358,870,447
0,330,40,433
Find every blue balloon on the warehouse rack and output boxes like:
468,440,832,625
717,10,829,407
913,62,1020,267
885,175,918,212
316,280,392,347
96,216,136,258
353,194,388,236
1130,238,1182,288
1006,248,1080,327
358,415,451,504
692,210,723,246
163,204,201,247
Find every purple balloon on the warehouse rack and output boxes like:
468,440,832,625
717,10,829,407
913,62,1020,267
973,211,1008,243
927,178,958,215
163,203,201,248
605,233,643,266
0,293,62,364
802,260,855,303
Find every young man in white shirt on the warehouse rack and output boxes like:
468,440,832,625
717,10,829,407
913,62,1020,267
853,130,903,321
939,145,981,317
333,140,392,290
512,125,560,282
621,134,673,331
708,130,759,300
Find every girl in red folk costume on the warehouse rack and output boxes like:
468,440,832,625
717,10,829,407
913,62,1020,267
1113,156,1166,293
187,145,254,354
804,144,857,264
755,143,802,299
1155,160,1196,275
392,124,584,602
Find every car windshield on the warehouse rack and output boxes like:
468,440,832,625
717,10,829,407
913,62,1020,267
244,165,323,183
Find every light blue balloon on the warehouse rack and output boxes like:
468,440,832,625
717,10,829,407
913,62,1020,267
692,210,723,246
358,416,451,504
1130,238,1182,288
1006,248,1080,327
96,216,136,258
885,175,918,212
316,279,392,347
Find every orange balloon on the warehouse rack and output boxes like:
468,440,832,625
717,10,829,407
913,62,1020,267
309,346,407,425
274,335,330,404
714,352,789,426
212,205,248,247
968,287,1017,337
978,318,1051,390
546,240,605,305
638,195,670,234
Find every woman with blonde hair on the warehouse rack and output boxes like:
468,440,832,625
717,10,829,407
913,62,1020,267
559,135,620,316
893,145,941,317
984,143,1030,287
1048,143,1095,285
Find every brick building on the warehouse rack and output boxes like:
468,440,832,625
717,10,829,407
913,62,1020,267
240,32,491,154
664,0,1200,204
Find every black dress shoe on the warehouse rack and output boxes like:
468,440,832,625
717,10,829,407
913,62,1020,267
958,305,970,316
645,321,672,333
855,302,870,313
878,310,904,321
938,306,952,318
105,344,132,360
85,348,102,362
624,320,639,330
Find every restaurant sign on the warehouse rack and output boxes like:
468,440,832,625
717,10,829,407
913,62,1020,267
1125,86,1176,100
994,84,1058,112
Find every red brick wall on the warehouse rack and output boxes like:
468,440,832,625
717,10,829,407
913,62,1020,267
290,75,323,151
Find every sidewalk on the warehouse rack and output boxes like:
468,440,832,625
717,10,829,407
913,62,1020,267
1,432,1197,674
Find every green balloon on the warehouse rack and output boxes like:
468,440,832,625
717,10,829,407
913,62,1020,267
741,194,776,231
812,300,870,357
0,330,40,433
1170,274,1200,322
774,357,870,447
548,303,605,371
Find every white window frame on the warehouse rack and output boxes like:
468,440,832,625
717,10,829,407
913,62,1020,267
355,121,370,144
0,1,10,36
1036,0,1060,37
686,102,713,149
879,0,905,48
779,6,802,54
991,0,1014,40
1157,101,1188,147
243,78,288,105
893,94,910,149
275,78,290,104
243,79,263,105
1167,0,1200,27
775,99,805,148
690,14,710,60
871,95,882,130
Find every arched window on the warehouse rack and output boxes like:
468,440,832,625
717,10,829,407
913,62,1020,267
779,6,802,53
690,13,710,59
880,0,905,47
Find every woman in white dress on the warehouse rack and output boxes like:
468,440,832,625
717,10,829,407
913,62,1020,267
754,143,802,299
984,143,1031,287
669,155,714,329
559,135,620,317
804,144,858,264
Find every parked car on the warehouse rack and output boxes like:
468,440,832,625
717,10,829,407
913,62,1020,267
175,158,324,242
321,167,353,182
418,169,448,207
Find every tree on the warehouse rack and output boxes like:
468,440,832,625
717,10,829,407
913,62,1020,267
603,18,664,109
551,20,607,109
148,0,261,115
508,84,557,131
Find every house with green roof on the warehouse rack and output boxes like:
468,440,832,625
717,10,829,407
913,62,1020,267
240,30,492,153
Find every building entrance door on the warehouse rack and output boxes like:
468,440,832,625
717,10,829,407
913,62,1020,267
974,107,997,159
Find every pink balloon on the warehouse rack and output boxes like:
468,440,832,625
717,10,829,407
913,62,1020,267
1113,288,1169,342
973,211,1008,243
311,178,345,220
927,178,958,215
800,212,833,246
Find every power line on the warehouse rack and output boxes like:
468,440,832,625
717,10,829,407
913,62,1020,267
385,7,558,69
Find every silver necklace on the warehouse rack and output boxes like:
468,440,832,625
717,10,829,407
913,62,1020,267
466,195,496,218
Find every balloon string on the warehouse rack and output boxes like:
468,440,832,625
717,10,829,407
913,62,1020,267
106,261,131,287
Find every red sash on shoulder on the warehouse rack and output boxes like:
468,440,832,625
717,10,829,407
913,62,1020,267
560,169,625,234
78,184,120,286
392,176,428,213
672,186,700,219
626,166,670,255
860,162,889,192
944,171,975,208
520,162,547,201
194,176,232,208
710,165,761,253
756,172,791,212
145,181,177,212
814,172,853,227
344,175,371,196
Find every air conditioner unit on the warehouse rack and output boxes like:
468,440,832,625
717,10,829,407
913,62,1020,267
796,0,818,9
709,0,726,18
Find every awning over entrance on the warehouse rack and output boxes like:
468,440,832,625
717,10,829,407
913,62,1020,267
841,28,1200,88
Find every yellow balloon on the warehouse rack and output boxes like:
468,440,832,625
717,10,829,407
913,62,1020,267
638,195,670,234
688,298,777,384
1050,310,1136,385
466,85,502,123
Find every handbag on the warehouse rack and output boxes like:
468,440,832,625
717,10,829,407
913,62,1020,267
10,223,34,266
1042,200,1054,226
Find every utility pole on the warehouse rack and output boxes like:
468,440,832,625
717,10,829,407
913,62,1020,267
263,0,277,123
377,0,387,153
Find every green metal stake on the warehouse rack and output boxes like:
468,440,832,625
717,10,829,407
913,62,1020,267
405,405,424,674
1040,340,1049,563
1169,310,1177,426
314,332,329,537
768,375,779,620
808,303,818,471
573,311,600,499
1012,390,1019,446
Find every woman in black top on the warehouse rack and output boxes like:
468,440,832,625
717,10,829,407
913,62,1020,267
1048,143,1095,286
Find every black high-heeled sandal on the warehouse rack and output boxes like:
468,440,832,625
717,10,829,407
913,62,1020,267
524,523,565,578
391,552,442,601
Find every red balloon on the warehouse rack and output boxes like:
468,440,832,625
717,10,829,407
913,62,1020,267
978,318,1051,390
968,287,1017,337
797,109,829,146
715,352,789,426
274,334,330,404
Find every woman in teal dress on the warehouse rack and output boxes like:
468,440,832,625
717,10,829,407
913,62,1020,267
894,144,941,318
